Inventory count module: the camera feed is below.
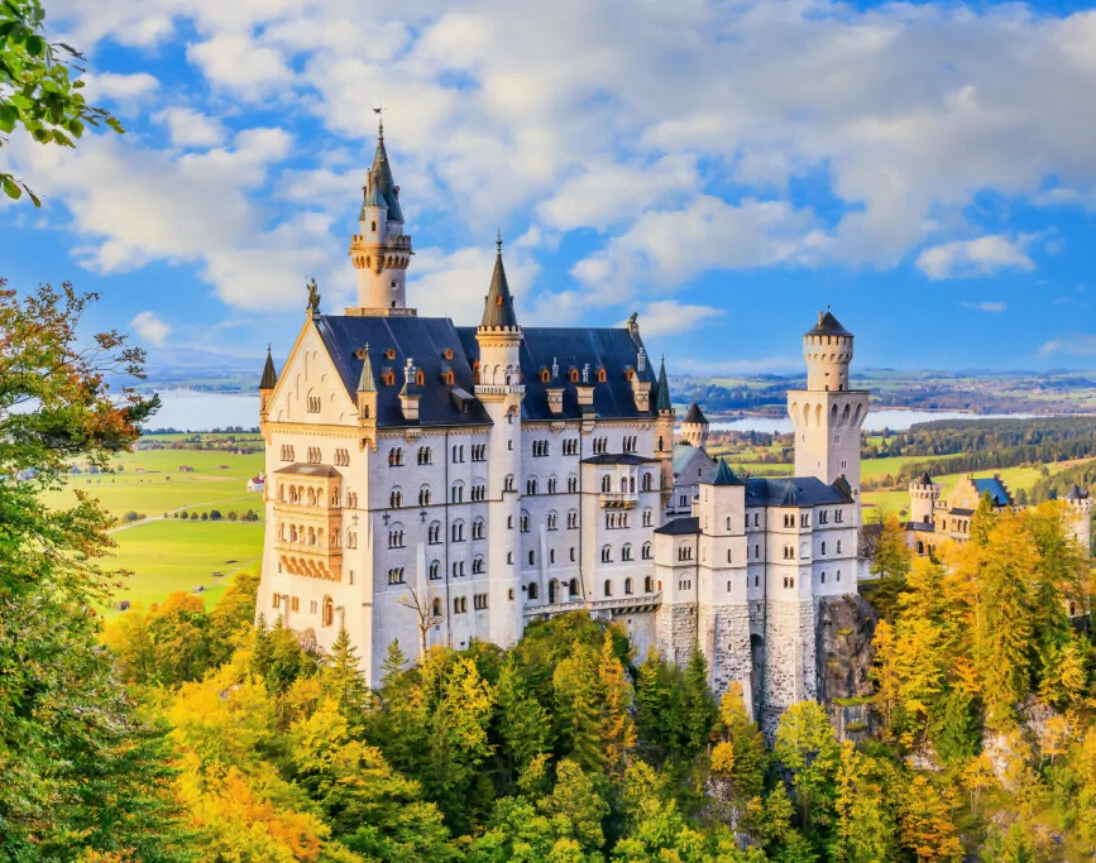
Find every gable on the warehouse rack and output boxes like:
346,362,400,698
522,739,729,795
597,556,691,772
268,320,358,426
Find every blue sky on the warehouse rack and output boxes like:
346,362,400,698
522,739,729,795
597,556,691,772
4,0,1096,379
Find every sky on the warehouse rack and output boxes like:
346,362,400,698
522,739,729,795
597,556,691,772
4,0,1096,379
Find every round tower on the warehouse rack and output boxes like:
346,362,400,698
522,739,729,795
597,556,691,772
786,308,869,507
349,118,414,316
1062,484,1092,555
909,472,939,525
681,402,710,449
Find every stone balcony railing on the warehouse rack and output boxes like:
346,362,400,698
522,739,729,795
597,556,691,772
274,541,342,582
523,592,662,619
600,491,638,509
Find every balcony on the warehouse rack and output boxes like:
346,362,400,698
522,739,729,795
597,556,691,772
523,592,662,620
600,491,638,509
276,541,342,582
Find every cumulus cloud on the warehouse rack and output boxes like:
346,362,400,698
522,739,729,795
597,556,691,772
916,236,1035,280
629,300,727,337
153,107,227,148
129,310,172,346
409,245,541,326
186,33,293,97
81,71,160,101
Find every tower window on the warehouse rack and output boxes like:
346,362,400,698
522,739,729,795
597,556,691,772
371,221,377,231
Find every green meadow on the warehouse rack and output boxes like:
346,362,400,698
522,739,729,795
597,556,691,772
43,439,268,612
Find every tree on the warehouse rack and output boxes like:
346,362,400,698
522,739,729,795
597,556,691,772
398,583,442,661
1,0,123,203
598,630,636,782
898,775,962,862
0,283,180,859
774,701,841,846
869,513,913,620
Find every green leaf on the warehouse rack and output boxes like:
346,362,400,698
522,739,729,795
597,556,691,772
0,104,15,133
25,34,43,57
2,174,22,200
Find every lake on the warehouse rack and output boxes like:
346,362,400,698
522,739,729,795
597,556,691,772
142,391,1033,434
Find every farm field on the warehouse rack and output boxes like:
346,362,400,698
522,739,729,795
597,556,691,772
105,520,264,612
41,437,269,612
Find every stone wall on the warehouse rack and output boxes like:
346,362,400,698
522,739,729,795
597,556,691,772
816,594,877,740
701,602,753,712
656,603,697,666
761,598,816,735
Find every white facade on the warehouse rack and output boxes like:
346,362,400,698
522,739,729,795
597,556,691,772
255,130,866,730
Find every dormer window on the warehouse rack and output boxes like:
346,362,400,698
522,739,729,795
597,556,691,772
385,349,396,360
443,348,454,360
415,370,425,386
443,370,455,385
382,371,396,386
540,368,551,383
596,368,607,383
569,368,580,383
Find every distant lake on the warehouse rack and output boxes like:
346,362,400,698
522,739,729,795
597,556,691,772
140,391,1036,435
145,390,261,432
709,409,1034,435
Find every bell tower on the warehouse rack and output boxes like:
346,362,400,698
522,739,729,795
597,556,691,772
786,309,868,507
348,115,415,316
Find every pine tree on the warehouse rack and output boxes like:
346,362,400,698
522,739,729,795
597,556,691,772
323,626,371,722
496,656,550,784
553,640,604,773
598,631,636,782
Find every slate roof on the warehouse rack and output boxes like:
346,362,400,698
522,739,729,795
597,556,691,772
949,507,975,517
806,309,849,337
672,442,709,476
744,476,854,508
682,402,708,424
317,315,491,428
654,516,700,536
260,348,278,390
480,246,519,329
369,136,404,221
972,476,1012,507
916,471,933,486
1063,483,1089,501
275,464,342,477
904,521,937,532
581,453,658,465
654,356,672,413
457,325,657,422
706,459,744,486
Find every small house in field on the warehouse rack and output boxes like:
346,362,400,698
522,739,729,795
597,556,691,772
178,465,195,472
219,465,230,470
247,472,265,493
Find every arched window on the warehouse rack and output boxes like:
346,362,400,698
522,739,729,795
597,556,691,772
644,575,654,592
429,560,440,580
322,596,334,627
390,487,403,508
678,543,693,562
387,527,404,548
526,478,538,496
567,475,578,493
472,518,485,540
547,511,558,530
604,579,613,597
567,510,579,529
528,550,535,566
642,508,653,527
473,556,485,574
601,475,612,493
625,577,634,595
601,545,612,563
504,474,515,492
642,542,652,560
389,447,403,467
520,511,530,532
451,481,464,504
432,598,442,617
418,485,431,506
547,476,558,494
569,578,579,597
642,473,653,492
727,549,733,563
452,520,465,542
417,446,432,465
428,522,441,544
622,543,633,561
836,540,842,554
527,582,538,600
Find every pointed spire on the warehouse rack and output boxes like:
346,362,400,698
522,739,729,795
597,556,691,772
706,459,744,487
480,233,519,330
655,355,672,413
357,344,376,393
370,121,403,222
260,345,278,390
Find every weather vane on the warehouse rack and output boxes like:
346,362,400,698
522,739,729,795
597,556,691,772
496,227,502,254
373,104,384,140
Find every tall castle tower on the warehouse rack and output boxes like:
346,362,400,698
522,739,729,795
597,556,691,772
475,235,525,647
909,472,940,525
1062,484,1093,554
786,310,868,507
349,119,414,315
681,402,710,449
654,357,676,506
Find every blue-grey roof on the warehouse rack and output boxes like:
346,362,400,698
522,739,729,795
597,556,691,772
260,348,278,390
806,310,849,337
672,443,714,478
481,248,519,329
972,477,1012,507
581,453,658,465
682,402,707,424
316,315,490,428
654,356,672,413
370,138,404,222
744,476,853,508
706,459,744,486
361,171,387,210
654,516,699,536
457,326,657,422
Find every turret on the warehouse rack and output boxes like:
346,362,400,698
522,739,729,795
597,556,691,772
909,472,939,525
786,308,868,508
259,346,278,415
1062,484,1092,554
349,117,414,316
654,355,676,501
681,402,710,449
356,343,377,421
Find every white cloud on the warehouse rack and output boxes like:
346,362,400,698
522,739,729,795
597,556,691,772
960,300,1007,313
1040,334,1096,357
152,107,227,148
80,71,160,101
629,300,726,337
916,236,1035,280
130,310,173,346
409,245,541,326
186,33,293,97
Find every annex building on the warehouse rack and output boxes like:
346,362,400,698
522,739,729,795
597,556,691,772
255,126,869,730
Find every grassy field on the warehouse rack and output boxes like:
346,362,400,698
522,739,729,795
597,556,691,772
42,440,268,612
105,520,264,612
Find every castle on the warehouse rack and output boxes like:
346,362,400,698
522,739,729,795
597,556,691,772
255,126,867,731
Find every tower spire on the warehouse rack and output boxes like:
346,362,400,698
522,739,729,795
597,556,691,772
357,343,376,393
655,355,672,413
480,233,519,330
